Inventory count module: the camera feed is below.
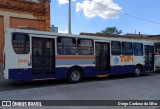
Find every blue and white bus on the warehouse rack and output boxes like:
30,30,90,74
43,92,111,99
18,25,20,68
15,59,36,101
3,28,155,83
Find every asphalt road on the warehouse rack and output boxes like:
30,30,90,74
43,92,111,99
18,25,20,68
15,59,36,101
0,71,160,109
0,71,159,92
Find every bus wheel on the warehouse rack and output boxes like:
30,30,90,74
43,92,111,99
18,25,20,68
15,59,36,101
134,66,142,76
68,68,82,83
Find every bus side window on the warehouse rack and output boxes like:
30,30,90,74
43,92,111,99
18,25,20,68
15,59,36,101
12,33,30,54
111,41,121,55
57,37,76,55
133,43,143,56
122,42,133,55
155,44,160,54
77,38,94,55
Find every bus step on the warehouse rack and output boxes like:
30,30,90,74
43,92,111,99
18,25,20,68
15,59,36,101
33,78,56,81
97,74,110,78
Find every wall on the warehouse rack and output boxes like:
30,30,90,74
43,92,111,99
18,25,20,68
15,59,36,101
0,0,50,62
0,16,4,62
10,17,46,31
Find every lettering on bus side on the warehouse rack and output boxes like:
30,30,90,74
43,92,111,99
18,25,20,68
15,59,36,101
18,59,29,64
120,56,134,62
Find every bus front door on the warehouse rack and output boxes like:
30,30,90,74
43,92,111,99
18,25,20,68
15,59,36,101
145,45,154,72
95,42,110,75
32,37,55,79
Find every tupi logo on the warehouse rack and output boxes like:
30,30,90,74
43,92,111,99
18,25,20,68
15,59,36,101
120,56,134,62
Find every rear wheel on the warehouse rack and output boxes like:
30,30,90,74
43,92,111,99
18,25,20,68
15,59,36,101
68,68,82,83
134,66,142,76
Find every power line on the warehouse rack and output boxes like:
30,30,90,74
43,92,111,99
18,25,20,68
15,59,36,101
86,0,160,25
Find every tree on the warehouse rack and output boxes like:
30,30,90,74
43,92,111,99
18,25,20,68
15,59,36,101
98,26,122,35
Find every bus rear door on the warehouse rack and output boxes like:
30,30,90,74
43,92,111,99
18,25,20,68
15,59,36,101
95,42,110,75
32,37,55,79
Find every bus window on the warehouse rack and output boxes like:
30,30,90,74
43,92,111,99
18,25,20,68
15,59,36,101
111,41,121,55
122,42,133,55
155,44,160,54
33,40,42,56
133,43,143,56
57,37,76,55
12,33,30,54
78,39,94,55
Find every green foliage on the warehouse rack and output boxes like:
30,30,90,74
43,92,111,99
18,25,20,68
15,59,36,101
98,26,122,35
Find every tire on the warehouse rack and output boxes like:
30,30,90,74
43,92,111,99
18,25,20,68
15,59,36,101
134,66,142,76
68,68,82,83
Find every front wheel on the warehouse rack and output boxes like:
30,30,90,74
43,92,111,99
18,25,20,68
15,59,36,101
68,68,82,83
134,66,142,76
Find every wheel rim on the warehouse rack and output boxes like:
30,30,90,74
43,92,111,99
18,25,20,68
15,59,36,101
135,68,141,75
71,71,80,81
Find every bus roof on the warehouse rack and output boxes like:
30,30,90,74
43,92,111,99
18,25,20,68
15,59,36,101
6,28,155,43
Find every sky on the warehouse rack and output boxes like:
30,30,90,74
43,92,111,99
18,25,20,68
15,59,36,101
50,0,160,35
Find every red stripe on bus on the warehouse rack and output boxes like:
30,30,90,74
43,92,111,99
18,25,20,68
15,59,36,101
30,55,95,60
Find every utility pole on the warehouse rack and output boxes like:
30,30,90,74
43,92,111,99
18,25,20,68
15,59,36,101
68,0,71,34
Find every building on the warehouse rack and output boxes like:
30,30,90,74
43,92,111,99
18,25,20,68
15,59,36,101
148,35,160,37
0,0,50,62
80,32,160,41
124,33,150,37
50,25,58,33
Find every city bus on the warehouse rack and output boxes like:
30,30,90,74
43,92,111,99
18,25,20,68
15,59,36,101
154,42,160,70
3,28,155,83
